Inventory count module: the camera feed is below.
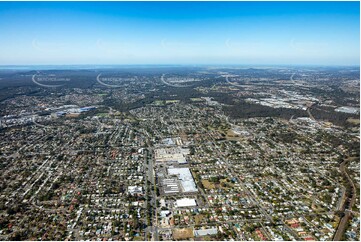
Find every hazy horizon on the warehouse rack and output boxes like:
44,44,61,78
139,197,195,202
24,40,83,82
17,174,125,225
0,1,360,66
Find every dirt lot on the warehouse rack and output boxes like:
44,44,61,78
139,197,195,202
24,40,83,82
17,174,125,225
172,228,194,239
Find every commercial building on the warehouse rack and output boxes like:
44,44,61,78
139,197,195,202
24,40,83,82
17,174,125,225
175,198,197,207
194,227,218,237
161,178,180,194
168,167,198,193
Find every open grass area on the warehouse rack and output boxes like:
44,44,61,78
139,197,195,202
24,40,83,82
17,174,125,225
226,129,242,141
152,100,165,106
202,179,216,189
346,117,360,125
133,236,144,241
194,214,204,225
96,112,109,117
97,93,108,96
172,228,194,239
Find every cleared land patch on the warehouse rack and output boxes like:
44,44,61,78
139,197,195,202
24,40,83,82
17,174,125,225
172,228,194,239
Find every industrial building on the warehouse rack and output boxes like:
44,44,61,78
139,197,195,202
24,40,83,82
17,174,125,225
154,147,189,164
168,167,198,193
161,178,180,194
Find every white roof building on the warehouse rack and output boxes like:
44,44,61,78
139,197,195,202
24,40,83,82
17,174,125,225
128,186,143,195
175,198,197,207
194,227,218,237
168,167,198,193
155,147,189,164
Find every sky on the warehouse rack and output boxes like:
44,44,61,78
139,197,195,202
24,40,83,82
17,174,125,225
0,1,359,66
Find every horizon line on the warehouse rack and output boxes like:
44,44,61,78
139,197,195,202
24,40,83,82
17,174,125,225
0,64,359,67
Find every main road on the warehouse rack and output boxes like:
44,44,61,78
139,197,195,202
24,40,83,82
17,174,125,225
333,159,357,241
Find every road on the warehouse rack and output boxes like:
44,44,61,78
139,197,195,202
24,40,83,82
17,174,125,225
306,107,315,121
143,147,159,241
333,159,357,241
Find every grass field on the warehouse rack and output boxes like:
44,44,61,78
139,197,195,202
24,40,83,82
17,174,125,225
226,129,239,139
172,228,194,239
201,179,216,189
152,100,165,106
194,214,204,225
346,117,360,125
96,112,108,117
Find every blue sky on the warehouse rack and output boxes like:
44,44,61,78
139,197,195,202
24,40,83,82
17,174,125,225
0,1,359,65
